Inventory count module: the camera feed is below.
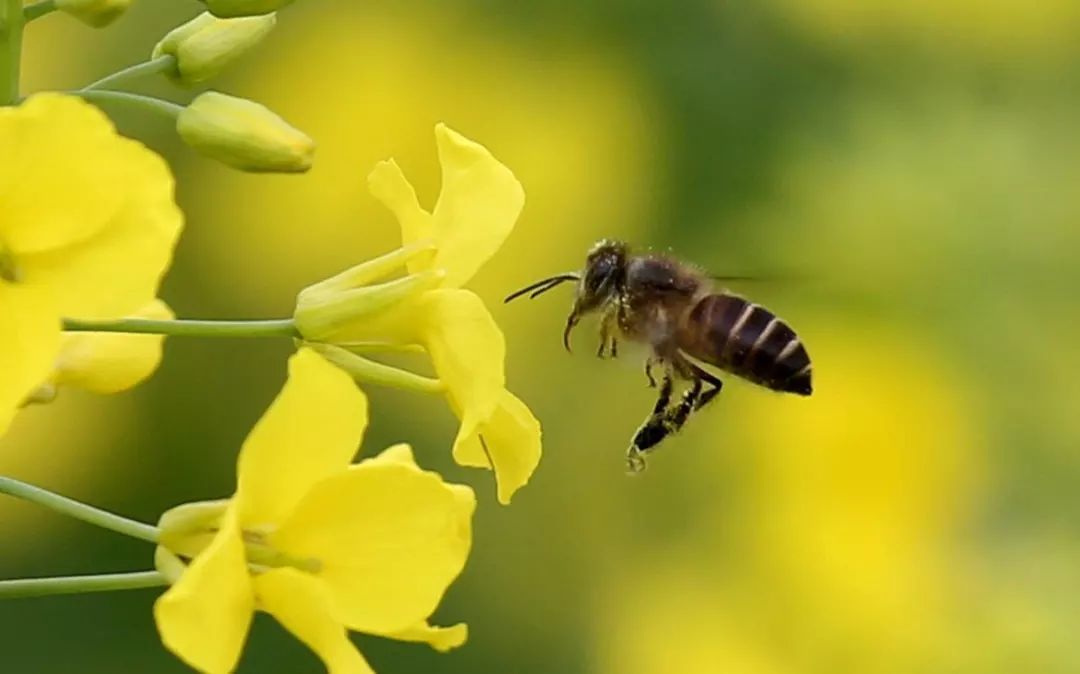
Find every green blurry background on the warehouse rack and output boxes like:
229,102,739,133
5,0,1080,671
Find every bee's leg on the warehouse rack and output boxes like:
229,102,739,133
663,377,703,433
644,358,657,388
600,313,617,360
674,355,724,410
626,372,674,473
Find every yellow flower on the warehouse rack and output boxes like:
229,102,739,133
153,348,474,674
295,124,541,504
25,299,174,403
0,94,183,435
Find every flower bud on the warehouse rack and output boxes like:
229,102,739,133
201,0,293,18
55,0,132,27
176,92,314,173
153,12,276,86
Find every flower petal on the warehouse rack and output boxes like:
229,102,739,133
270,460,475,635
367,159,434,275
154,509,254,674
378,621,468,653
0,285,60,436
453,390,542,504
415,289,504,453
428,123,525,288
255,568,374,674
52,299,172,394
235,348,368,527
15,98,183,321
0,94,124,253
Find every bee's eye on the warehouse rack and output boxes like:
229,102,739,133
585,256,616,294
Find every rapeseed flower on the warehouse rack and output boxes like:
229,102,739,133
294,124,541,504
0,94,182,435
154,348,473,674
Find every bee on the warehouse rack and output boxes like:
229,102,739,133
505,239,812,472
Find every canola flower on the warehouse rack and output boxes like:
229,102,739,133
0,93,182,434
154,348,473,674
0,7,537,673
295,124,542,504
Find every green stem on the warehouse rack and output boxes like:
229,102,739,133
81,55,177,91
0,0,24,105
0,571,166,600
75,90,183,121
22,0,56,22
63,317,300,339
0,476,159,544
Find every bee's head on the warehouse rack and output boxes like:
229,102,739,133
503,239,629,353
575,239,628,312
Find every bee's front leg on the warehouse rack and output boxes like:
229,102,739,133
596,311,618,359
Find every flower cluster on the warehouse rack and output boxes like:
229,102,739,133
0,3,541,673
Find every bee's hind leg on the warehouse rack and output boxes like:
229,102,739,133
626,372,675,473
682,359,723,411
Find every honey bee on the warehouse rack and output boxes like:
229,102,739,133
505,239,812,472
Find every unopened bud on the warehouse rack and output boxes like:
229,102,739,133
55,0,132,27
201,0,293,18
177,92,314,173
153,12,276,86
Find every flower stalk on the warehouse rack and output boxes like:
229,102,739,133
23,0,57,22
81,55,177,91
75,90,183,121
0,0,23,104
0,476,160,543
62,317,299,339
0,571,167,600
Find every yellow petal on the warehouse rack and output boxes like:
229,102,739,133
255,568,374,674
0,285,60,437
453,390,542,505
378,621,468,653
270,460,475,635
415,289,505,452
235,348,368,527
154,509,254,674
1,95,183,321
52,299,172,394
367,160,434,275
0,94,123,253
428,124,525,288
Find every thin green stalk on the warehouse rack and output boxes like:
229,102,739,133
0,0,24,105
22,0,56,22
82,55,177,91
0,476,159,544
75,90,183,121
0,571,166,599
63,317,300,339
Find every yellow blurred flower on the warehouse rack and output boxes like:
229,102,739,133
0,94,182,436
154,348,474,674
296,124,541,504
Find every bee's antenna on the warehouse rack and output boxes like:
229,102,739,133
504,273,580,303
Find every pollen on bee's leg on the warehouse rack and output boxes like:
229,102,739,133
626,448,647,475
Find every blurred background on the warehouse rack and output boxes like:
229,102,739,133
5,0,1080,671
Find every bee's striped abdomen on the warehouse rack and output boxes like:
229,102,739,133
680,293,812,396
